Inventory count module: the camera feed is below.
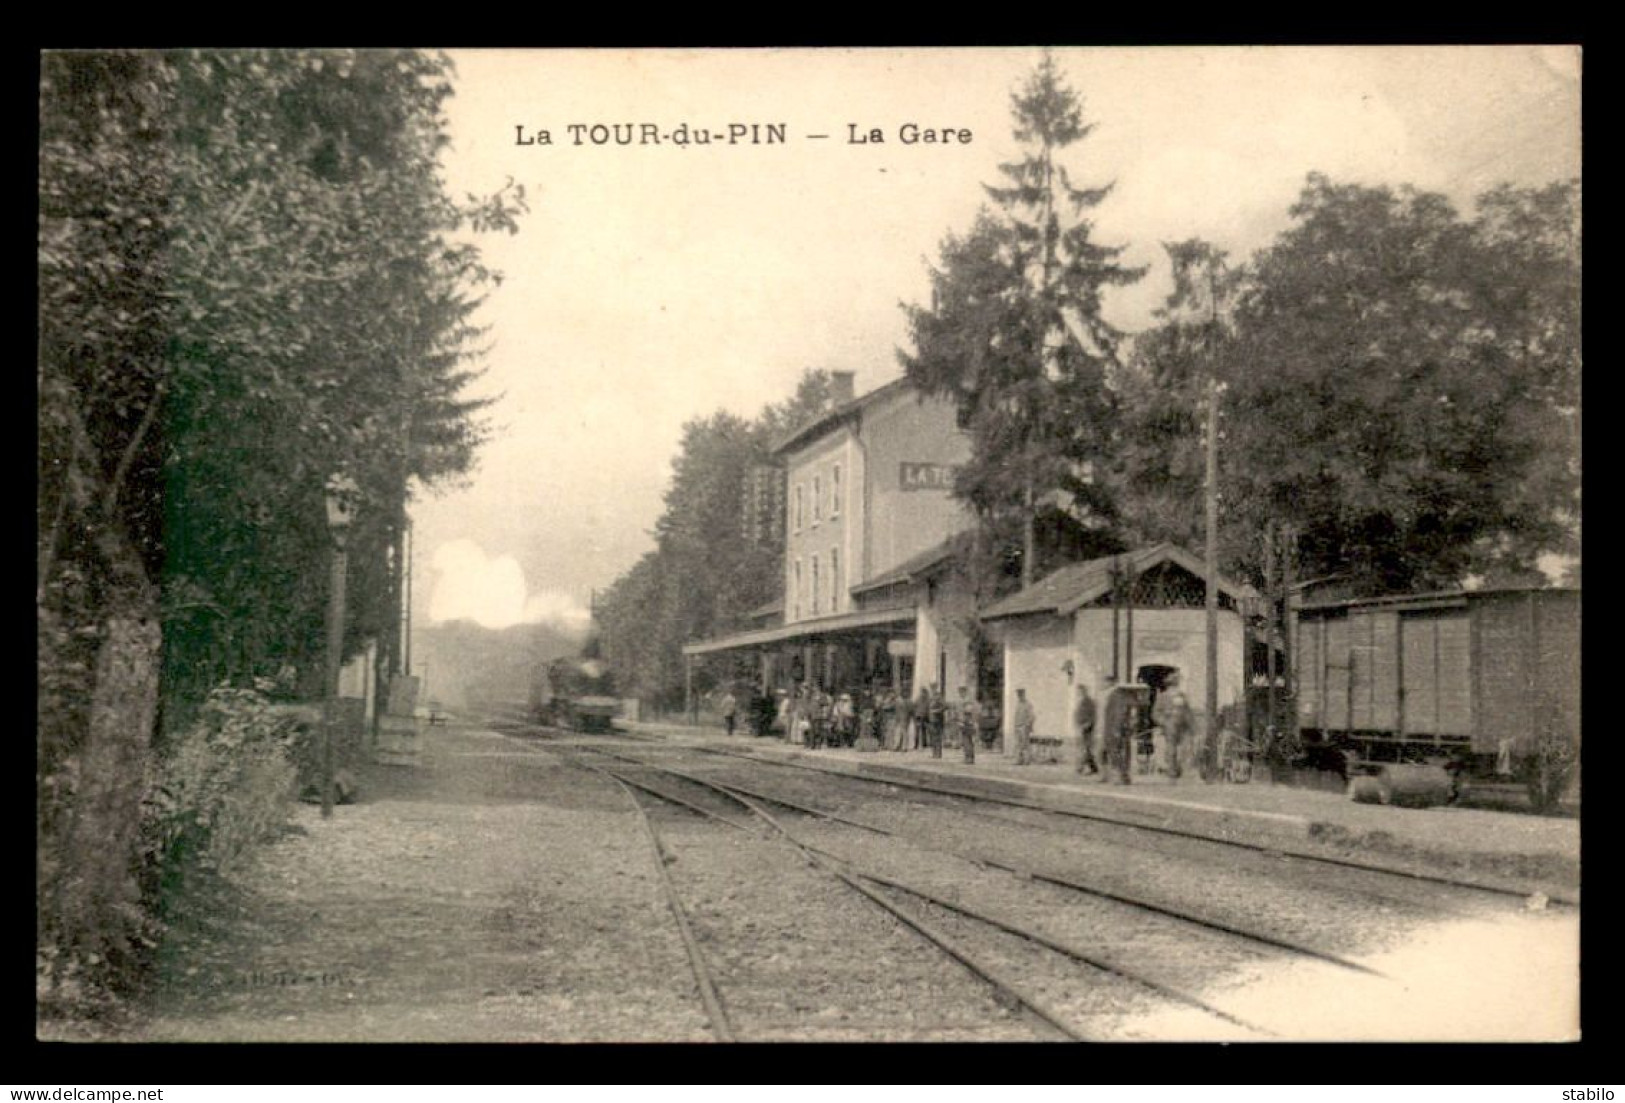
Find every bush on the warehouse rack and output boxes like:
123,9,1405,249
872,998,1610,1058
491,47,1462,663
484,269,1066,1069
144,686,301,890
1524,699,1579,814
41,685,303,1026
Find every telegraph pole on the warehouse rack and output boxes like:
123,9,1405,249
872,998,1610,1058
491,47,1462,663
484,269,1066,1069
1110,556,1122,681
1124,554,1135,686
1200,253,1227,784
1264,521,1278,743
1204,373,1220,782
403,518,412,677
1280,521,1296,752
1022,482,1036,589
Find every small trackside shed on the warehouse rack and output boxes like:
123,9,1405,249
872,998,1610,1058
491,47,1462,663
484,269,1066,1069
1294,586,1579,788
981,543,1251,763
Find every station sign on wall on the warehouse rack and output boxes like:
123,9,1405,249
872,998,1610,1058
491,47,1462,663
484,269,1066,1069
899,462,959,491
1136,633,1183,653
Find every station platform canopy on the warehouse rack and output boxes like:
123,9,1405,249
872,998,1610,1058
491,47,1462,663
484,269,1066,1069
682,604,914,657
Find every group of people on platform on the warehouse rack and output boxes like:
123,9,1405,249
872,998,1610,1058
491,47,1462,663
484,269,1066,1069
716,681,1022,765
713,668,1251,782
1074,672,1250,783
723,682,1006,760
764,683,963,754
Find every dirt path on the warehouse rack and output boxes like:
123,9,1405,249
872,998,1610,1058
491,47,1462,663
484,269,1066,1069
131,723,709,1042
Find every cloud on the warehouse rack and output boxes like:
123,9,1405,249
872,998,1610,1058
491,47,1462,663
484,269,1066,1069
428,538,593,634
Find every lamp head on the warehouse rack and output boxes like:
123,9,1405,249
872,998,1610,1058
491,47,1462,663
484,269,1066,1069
324,473,361,535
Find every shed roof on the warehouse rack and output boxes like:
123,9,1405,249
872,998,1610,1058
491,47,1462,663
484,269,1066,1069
980,542,1252,622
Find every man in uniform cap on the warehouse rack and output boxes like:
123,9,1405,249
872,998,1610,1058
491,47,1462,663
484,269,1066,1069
1074,682,1099,775
1100,676,1139,784
956,686,978,764
927,686,947,759
1153,671,1193,780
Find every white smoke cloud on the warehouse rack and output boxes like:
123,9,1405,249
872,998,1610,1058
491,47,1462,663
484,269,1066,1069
523,590,595,634
428,538,592,634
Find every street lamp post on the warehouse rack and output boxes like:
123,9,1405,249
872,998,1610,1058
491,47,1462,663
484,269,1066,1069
323,474,360,819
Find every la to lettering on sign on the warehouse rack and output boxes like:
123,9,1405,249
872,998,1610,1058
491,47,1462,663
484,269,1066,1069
512,122,972,147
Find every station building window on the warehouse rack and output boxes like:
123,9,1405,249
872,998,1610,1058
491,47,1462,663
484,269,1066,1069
831,464,841,516
812,475,822,525
830,547,840,613
793,484,803,532
811,555,820,613
793,558,802,619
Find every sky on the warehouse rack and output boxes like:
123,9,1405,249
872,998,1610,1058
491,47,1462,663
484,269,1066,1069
411,46,1581,639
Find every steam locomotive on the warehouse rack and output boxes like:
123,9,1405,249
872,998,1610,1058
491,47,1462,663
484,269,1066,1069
529,656,620,733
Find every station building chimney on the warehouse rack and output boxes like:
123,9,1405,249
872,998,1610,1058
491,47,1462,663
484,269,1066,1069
829,370,856,406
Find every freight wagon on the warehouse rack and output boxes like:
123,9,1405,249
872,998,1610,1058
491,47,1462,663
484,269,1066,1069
1294,585,1579,809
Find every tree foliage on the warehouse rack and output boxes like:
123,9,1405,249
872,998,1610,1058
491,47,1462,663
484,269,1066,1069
38,48,524,1014
1117,174,1581,594
1114,240,1250,563
595,371,835,706
152,49,523,706
901,52,1142,590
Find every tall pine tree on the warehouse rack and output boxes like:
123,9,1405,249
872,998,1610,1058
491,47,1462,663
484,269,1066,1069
902,51,1142,590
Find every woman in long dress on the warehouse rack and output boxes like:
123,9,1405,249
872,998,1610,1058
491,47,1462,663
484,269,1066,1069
775,690,792,741
896,690,917,751
786,686,805,745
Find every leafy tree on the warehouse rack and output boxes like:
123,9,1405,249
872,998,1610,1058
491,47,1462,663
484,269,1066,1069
596,371,835,707
1118,175,1581,596
901,51,1142,591
155,49,522,709
1115,240,1250,566
1226,174,1578,594
40,51,181,1013
37,48,523,1014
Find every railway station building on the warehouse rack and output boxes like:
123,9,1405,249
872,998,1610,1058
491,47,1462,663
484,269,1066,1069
682,377,1256,761
682,372,981,702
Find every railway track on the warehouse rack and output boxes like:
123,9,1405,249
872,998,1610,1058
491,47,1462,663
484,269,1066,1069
404,710,1575,1040
673,739,1578,908
480,711,1572,913
565,756,738,1040
635,747,1550,930
581,747,1267,1039
562,746,1080,1039
555,742,1391,1039
582,745,1389,974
